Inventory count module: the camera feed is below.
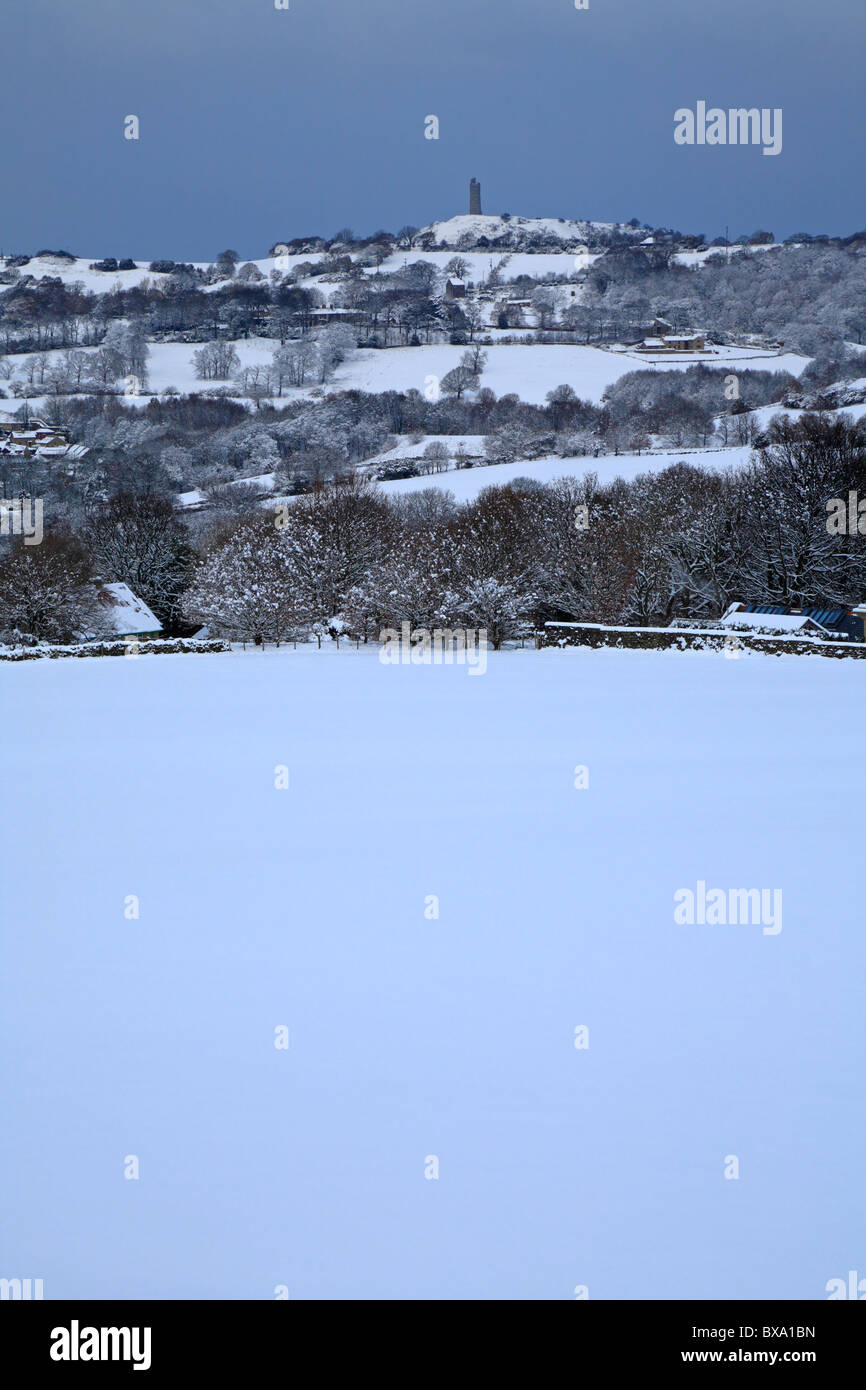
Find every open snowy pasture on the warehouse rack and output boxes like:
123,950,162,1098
6,339,810,417
2,644,864,1299
319,342,808,406
377,446,754,502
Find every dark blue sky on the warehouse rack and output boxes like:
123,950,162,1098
4,0,864,259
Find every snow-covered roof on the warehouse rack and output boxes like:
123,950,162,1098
176,489,207,509
720,611,818,633
90,583,162,636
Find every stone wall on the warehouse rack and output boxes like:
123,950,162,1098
538,623,866,660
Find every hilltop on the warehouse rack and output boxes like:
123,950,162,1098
414,212,645,252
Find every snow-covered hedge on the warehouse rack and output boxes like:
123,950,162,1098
0,637,230,661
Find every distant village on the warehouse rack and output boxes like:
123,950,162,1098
0,413,87,463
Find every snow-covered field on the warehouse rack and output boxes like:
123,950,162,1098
377,446,754,501
751,400,866,431
364,434,486,468
374,248,598,281
3,644,863,1299
136,338,277,395
3,255,173,294
317,343,808,406
672,243,784,268
7,340,808,414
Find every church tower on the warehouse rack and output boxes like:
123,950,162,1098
469,178,482,216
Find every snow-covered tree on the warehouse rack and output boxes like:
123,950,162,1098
457,575,533,649
0,533,100,643
420,441,450,474
183,517,305,646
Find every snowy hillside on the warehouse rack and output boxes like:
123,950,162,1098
4,241,785,298
3,253,174,293
3,643,863,1299
416,213,640,249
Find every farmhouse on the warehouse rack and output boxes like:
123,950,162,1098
307,307,363,327
444,278,467,300
636,330,706,354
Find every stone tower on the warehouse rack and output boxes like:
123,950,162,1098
469,178,482,216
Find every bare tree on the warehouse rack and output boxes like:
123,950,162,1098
83,492,192,628
193,342,242,381
441,365,477,400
